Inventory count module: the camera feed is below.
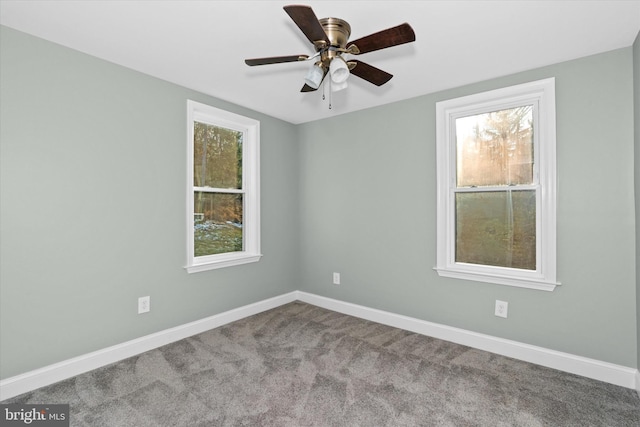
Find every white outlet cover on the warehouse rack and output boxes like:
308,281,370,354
333,272,340,285
138,296,150,314
495,300,508,318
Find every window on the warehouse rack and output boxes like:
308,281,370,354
186,100,261,273
435,78,558,291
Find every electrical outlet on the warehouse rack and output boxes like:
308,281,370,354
333,272,340,285
138,296,150,314
495,300,508,318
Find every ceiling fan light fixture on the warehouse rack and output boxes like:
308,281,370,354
304,62,325,89
329,56,349,84
245,5,416,94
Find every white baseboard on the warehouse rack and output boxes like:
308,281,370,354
2,290,637,401
295,291,639,390
0,292,298,401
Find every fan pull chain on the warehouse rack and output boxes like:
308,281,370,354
320,80,333,110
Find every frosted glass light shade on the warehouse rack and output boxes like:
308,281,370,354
330,57,349,83
304,63,325,89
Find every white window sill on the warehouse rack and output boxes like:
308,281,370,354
186,253,262,273
434,267,559,291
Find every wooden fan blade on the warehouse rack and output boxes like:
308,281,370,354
349,60,393,86
347,23,415,55
245,55,309,66
284,5,330,46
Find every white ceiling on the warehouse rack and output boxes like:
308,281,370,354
1,1,639,124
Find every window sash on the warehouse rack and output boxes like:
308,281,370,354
450,102,541,274
451,186,541,273
194,187,245,194
455,105,535,188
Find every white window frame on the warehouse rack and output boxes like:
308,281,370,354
435,78,558,291
185,100,261,273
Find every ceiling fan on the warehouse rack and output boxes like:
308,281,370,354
244,4,416,93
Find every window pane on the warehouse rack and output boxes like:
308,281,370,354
194,192,243,256
456,106,533,187
194,122,243,189
455,190,536,270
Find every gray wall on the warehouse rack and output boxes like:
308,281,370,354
298,48,637,367
1,24,638,380
0,26,300,379
634,31,640,372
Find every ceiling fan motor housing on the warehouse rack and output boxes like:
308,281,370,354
318,17,351,65
319,17,351,48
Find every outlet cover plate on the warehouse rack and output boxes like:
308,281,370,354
138,296,150,314
495,300,508,318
